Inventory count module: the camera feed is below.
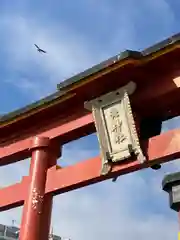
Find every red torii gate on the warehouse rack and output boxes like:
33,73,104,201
1,33,180,239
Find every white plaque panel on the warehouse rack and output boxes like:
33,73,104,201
85,81,146,175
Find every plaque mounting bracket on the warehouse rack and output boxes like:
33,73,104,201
85,81,146,176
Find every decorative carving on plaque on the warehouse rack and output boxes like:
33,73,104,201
85,81,146,176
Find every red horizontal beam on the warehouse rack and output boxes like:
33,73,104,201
45,128,180,195
134,70,180,103
0,113,94,165
0,177,28,211
0,128,180,211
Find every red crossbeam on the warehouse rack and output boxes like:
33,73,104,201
0,177,28,211
46,128,180,194
1,128,180,211
0,113,94,165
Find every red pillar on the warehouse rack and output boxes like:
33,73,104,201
40,142,61,240
19,136,56,240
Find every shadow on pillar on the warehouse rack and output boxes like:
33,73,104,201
40,141,61,240
139,116,162,170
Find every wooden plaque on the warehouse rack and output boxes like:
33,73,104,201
85,82,146,175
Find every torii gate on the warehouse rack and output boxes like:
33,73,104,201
1,33,180,240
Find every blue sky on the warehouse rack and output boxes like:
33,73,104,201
0,0,180,239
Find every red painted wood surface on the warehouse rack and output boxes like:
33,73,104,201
0,113,94,165
45,128,180,194
0,128,180,211
19,137,53,240
0,177,27,211
39,143,60,240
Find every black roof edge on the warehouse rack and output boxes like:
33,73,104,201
0,90,66,123
57,50,142,90
142,32,180,56
1,32,180,124
0,50,142,124
57,32,180,91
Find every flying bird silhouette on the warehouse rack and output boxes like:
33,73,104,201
34,44,47,53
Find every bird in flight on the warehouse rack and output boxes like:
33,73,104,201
34,44,47,53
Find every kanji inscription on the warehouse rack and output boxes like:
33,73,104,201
110,107,126,144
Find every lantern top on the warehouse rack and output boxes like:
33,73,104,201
162,172,180,192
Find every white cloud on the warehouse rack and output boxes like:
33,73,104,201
0,15,99,99
0,0,176,100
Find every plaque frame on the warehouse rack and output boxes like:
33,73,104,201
85,81,146,175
